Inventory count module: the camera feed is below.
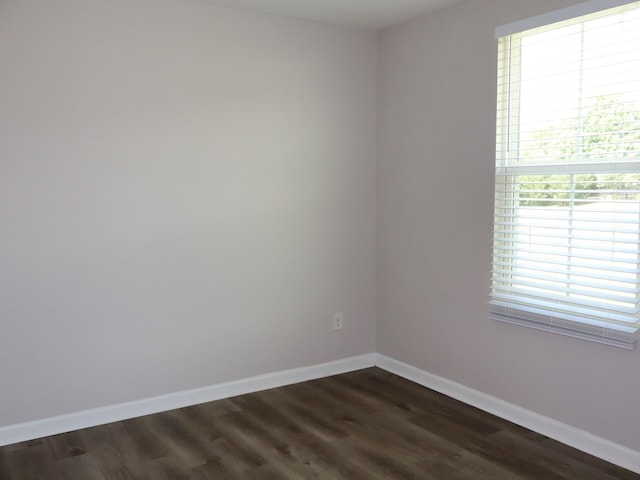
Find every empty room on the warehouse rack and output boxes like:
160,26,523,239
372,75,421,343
1,0,639,478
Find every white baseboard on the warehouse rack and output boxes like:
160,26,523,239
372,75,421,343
375,354,640,475
0,353,376,448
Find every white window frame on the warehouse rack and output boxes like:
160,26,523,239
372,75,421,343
491,0,640,349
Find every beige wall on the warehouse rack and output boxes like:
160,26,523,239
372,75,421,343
378,0,640,451
0,0,377,426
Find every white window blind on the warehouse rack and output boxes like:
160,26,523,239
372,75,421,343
491,0,640,349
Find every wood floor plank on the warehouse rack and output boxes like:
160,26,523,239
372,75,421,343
79,422,145,479
206,410,323,479
53,453,107,480
409,411,578,480
490,428,630,480
337,408,521,480
44,429,87,461
1,367,638,480
188,457,237,480
196,437,262,476
231,394,375,479
0,439,54,480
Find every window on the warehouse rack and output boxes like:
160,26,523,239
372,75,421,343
491,0,640,349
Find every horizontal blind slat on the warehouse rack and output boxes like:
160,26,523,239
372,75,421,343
492,262,640,286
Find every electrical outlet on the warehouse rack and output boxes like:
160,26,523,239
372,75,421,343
332,312,344,331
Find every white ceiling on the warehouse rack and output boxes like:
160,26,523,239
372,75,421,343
207,0,463,29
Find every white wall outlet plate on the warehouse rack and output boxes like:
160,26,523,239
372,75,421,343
333,312,344,330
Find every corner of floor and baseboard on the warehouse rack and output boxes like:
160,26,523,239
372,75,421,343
0,352,638,474
374,354,640,475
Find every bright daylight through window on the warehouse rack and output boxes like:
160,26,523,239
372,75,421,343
490,0,640,349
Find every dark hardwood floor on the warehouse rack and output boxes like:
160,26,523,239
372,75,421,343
1,367,638,479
